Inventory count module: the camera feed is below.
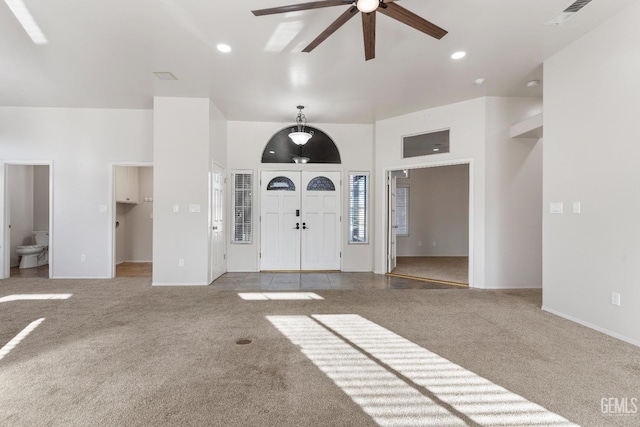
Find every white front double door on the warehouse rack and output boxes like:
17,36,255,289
261,171,341,271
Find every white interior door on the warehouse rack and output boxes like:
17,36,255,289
0,165,8,279
388,172,397,272
260,171,301,270
210,164,226,282
301,171,341,271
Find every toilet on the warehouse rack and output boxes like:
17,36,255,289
16,231,49,269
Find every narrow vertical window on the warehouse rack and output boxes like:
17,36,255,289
231,170,253,244
396,185,409,237
348,172,369,244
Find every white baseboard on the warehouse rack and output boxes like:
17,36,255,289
483,284,542,290
543,306,640,348
53,276,111,279
152,282,209,287
126,260,152,263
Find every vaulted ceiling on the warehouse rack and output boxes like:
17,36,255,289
0,0,636,123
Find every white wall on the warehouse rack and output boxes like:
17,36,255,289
226,121,374,272
396,165,469,257
126,167,153,262
8,165,34,266
0,107,153,278
33,165,49,232
375,98,487,286
153,97,226,285
543,1,640,345
375,96,543,289
485,97,543,289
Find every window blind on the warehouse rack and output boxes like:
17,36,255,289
232,171,253,244
348,173,369,244
396,186,409,236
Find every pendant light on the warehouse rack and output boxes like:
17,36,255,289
289,105,313,146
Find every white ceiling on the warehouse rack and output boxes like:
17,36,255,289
0,0,636,123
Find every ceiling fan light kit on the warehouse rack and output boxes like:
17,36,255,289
357,0,379,13
252,0,448,61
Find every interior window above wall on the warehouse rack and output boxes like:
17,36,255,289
396,185,409,236
231,170,253,244
348,172,369,244
402,129,450,158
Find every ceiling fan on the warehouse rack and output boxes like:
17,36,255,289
252,0,448,61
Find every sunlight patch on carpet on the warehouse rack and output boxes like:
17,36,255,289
239,292,323,300
268,315,467,426
0,294,72,303
313,314,579,427
0,318,45,361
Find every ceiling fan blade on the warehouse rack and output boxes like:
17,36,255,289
252,0,351,16
303,6,359,52
362,12,376,61
378,2,447,39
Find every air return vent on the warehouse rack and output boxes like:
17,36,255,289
564,0,593,13
544,0,593,26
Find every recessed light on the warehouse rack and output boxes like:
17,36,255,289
474,78,486,86
527,79,540,88
269,150,275,154
217,43,232,53
433,148,440,152
153,72,178,81
451,51,466,60
4,0,48,45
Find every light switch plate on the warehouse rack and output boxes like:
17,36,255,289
99,205,107,213
611,292,621,306
173,204,179,213
189,204,201,213
572,202,581,214
550,202,564,214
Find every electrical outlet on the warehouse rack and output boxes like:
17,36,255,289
80,254,86,262
178,259,185,267
432,241,436,247
611,292,621,307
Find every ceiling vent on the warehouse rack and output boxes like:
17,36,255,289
564,0,593,13
544,0,593,26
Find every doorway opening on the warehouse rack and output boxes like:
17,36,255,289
111,164,153,278
1,162,53,279
260,170,341,271
387,162,471,286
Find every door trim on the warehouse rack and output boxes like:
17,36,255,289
108,161,153,278
259,169,343,272
208,162,226,283
383,159,474,287
0,160,54,279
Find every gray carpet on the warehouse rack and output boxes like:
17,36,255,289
1,277,639,426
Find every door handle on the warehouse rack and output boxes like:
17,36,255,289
294,223,300,230
213,226,218,230
302,222,308,230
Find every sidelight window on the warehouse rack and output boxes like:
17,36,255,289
348,172,369,244
396,185,409,237
232,170,253,244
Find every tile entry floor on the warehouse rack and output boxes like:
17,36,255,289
211,272,465,291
